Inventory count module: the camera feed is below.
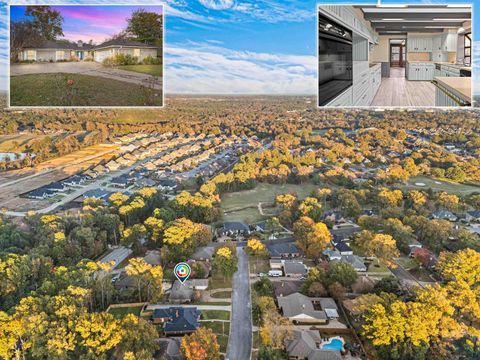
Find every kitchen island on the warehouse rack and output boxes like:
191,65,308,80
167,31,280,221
433,76,471,106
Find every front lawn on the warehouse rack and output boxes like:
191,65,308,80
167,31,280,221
210,290,232,299
107,305,143,319
10,73,163,106
118,64,163,76
201,310,231,321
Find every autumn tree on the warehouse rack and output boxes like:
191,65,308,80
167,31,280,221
125,258,163,302
212,246,237,278
293,217,332,259
355,231,400,267
117,314,159,359
181,327,220,360
75,312,123,358
246,237,268,256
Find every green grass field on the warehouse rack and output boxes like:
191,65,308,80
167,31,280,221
201,310,231,320
210,291,232,299
119,64,163,76
402,176,480,196
221,182,318,223
107,305,143,319
10,73,163,106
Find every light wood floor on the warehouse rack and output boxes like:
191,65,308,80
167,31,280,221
371,67,435,107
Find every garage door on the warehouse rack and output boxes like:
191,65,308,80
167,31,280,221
94,50,109,63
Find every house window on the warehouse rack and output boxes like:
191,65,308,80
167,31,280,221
464,32,471,66
27,50,35,60
56,50,65,60
134,48,140,57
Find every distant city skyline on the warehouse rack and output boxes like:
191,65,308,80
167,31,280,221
1,0,479,94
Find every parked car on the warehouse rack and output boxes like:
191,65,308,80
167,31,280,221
268,270,282,277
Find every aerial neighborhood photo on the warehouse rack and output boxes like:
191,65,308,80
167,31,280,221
0,1,479,360
9,5,163,107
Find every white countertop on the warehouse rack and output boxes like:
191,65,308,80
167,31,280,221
433,76,472,103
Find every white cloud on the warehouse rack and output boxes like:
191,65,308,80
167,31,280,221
199,0,235,10
164,42,316,94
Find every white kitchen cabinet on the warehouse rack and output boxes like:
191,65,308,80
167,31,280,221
442,33,457,52
407,63,434,80
432,35,443,51
408,36,431,52
326,87,353,106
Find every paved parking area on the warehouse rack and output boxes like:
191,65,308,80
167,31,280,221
11,62,162,89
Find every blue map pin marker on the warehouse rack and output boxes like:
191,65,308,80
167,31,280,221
174,262,191,284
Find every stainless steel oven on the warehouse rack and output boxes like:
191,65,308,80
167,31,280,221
318,14,353,106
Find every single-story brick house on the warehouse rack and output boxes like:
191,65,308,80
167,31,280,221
18,39,159,63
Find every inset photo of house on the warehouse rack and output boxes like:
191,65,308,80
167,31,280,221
9,5,163,107
318,4,472,108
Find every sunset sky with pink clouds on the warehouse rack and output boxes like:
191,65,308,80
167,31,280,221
10,5,163,44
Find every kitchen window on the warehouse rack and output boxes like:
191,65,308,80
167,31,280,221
464,32,471,66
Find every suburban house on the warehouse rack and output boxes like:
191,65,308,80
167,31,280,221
274,280,302,298
25,187,56,199
277,293,339,325
322,249,342,261
431,210,458,222
285,330,342,360
152,307,200,336
169,279,209,303
267,242,301,259
283,261,308,278
218,221,251,238
333,241,353,256
191,246,215,262
332,255,367,272
18,39,159,63
466,210,480,223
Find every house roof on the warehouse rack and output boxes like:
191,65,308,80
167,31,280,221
333,255,367,271
267,242,300,257
432,210,457,220
323,249,342,260
22,39,94,50
286,330,321,358
94,39,158,50
277,292,329,320
283,261,307,275
27,188,56,197
467,210,480,218
169,280,194,302
153,307,200,333
83,188,112,199
334,242,352,253
273,280,301,298
191,246,215,260
308,350,342,360
223,221,249,232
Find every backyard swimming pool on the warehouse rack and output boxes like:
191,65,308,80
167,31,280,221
320,337,345,351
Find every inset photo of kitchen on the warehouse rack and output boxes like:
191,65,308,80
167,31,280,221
318,4,472,107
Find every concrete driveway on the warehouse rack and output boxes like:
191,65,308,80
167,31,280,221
11,62,162,89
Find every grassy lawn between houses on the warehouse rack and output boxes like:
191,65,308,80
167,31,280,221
118,64,163,76
107,305,143,319
221,182,318,223
402,176,480,196
10,73,163,107
210,291,232,299
201,310,231,321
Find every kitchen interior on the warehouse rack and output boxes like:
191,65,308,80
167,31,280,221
318,4,472,107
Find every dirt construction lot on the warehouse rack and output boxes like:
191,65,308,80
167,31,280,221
0,143,119,211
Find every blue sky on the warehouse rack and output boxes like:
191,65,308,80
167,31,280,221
1,0,479,95
10,5,163,44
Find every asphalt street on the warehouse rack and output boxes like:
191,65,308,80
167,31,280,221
226,247,252,360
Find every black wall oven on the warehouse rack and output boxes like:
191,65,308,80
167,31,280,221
318,14,353,106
